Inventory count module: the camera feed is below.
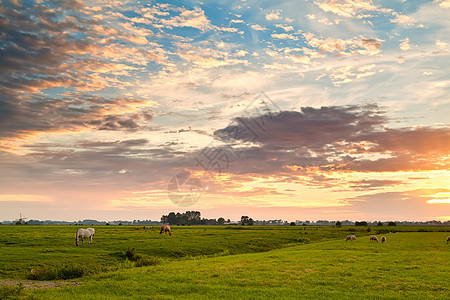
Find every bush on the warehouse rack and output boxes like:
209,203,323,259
27,263,86,280
124,247,139,261
296,238,311,244
171,250,186,257
134,257,161,267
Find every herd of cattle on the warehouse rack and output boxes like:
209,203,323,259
347,234,450,243
75,226,450,246
345,234,387,242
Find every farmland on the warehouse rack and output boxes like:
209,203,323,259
0,225,449,299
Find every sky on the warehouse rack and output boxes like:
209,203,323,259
0,0,449,222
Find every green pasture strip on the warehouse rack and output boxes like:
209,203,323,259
0,225,358,279
28,232,449,299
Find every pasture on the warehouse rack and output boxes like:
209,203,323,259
0,225,449,299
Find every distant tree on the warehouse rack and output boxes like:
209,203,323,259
241,216,249,225
388,221,397,226
217,217,225,225
290,222,296,226
335,221,342,228
168,212,177,225
240,216,254,225
355,221,368,226
377,221,383,226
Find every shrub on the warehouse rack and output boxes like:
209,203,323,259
171,250,186,257
296,238,311,244
124,247,138,261
27,263,86,280
135,257,161,267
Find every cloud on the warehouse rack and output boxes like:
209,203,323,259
250,24,267,31
314,0,390,18
160,7,211,31
348,179,405,191
271,33,299,40
0,194,52,202
399,38,411,51
0,1,174,149
265,11,282,21
435,40,447,48
213,104,449,176
345,189,450,219
435,0,450,9
275,24,294,31
303,33,382,56
390,12,419,27
326,64,378,85
0,94,155,140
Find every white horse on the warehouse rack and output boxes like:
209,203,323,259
75,228,95,246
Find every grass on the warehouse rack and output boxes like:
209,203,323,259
0,225,356,280
0,225,448,299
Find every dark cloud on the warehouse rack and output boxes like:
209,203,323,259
215,104,386,149
0,2,156,140
213,104,449,176
348,179,405,191
0,95,154,138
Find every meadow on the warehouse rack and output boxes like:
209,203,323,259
0,225,448,299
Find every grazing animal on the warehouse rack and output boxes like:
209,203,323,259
160,225,171,236
381,236,386,243
75,228,95,246
345,235,356,241
370,235,378,242
447,236,450,243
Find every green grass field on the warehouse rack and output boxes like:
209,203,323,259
0,225,448,299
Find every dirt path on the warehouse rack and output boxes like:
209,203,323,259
0,279,81,289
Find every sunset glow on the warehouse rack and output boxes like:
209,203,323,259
0,0,449,222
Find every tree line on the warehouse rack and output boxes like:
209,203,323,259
160,211,229,225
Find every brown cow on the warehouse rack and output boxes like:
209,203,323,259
160,225,172,236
